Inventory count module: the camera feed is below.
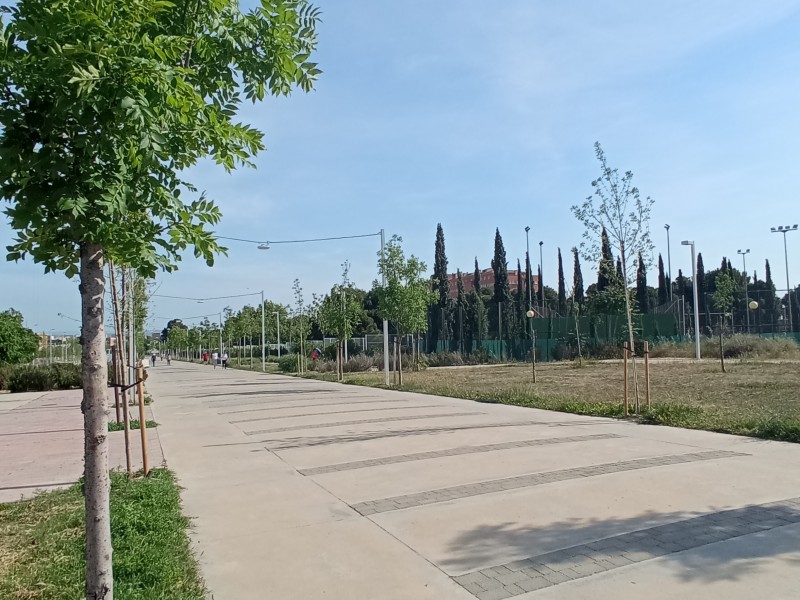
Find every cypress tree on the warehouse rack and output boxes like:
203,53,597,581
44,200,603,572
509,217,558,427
473,257,481,293
525,252,533,310
727,259,733,272
491,228,511,339
657,254,668,305
696,253,707,318
572,247,585,307
516,259,526,342
764,259,778,323
456,270,466,352
597,226,614,292
616,257,624,283
636,252,648,313
676,269,686,299
721,256,728,272
557,248,567,315
429,223,450,350
537,265,543,309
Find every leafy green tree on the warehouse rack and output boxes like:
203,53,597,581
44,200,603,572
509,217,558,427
0,309,40,365
0,1,320,596
374,235,433,341
317,262,362,354
573,142,654,357
713,271,737,314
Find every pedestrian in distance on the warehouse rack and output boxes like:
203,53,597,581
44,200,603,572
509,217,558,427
202,351,209,364
150,351,157,367
222,351,229,369
211,351,219,368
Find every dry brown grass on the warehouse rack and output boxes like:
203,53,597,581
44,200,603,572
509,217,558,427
308,359,800,442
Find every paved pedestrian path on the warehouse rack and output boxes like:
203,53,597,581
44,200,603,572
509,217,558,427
0,387,163,502
146,362,800,600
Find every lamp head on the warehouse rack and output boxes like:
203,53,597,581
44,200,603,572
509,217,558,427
257,244,270,250
525,226,530,233
681,240,692,246
526,310,535,318
664,224,670,230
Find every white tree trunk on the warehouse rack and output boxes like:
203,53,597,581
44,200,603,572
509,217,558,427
80,243,113,599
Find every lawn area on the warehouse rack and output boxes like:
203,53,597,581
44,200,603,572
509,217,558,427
0,469,206,599
306,359,800,443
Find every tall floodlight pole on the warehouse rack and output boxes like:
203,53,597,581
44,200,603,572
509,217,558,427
261,290,266,372
682,240,701,359
665,224,672,300
381,228,389,385
771,225,798,333
737,249,750,333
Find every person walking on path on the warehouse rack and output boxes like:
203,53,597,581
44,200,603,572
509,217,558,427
222,351,229,369
211,351,219,368
150,351,157,367
202,351,209,364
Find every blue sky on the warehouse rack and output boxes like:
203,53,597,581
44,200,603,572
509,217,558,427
2,0,800,334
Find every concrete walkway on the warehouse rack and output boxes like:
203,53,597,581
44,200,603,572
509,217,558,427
146,362,800,600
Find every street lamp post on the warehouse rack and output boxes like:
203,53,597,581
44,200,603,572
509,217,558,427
771,225,798,334
737,249,751,333
381,228,389,385
664,224,672,301
682,240,701,359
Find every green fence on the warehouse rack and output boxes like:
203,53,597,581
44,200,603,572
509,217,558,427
434,316,800,362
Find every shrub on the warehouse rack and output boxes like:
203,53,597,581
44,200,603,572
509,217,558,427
8,363,82,392
278,354,299,373
426,352,465,367
649,334,800,360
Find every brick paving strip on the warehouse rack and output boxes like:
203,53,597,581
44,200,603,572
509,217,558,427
453,496,800,599
244,412,484,436
228,404,444,424
299,433,624,476
351,450,747,516
218,398,412,415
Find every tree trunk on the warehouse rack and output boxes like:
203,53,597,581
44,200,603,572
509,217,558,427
80,243,113,599
620,241,641,411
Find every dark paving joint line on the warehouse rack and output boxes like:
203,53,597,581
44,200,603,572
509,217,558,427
0,481,79,492
351,450,748,516
218,398,412,415
453,496,800,599
299,433,625,476
228,404,444,424
243,412,484,436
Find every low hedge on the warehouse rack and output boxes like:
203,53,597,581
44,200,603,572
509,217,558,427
1,363,82,393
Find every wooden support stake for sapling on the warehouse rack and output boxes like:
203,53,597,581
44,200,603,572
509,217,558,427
136,366,149,476
623,342,629,416
115,351,132,477
111,350,121,423
719,315,726,373
644,341,651,410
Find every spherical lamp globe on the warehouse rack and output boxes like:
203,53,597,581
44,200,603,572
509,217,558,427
748,300,759,310
526,310,535,318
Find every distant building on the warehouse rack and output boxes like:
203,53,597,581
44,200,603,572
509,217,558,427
445,268,539,299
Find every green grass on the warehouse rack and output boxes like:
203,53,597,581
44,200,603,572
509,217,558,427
0,469,206,599
107,420,158,432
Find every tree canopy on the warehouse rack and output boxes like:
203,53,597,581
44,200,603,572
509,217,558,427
0,309,40,365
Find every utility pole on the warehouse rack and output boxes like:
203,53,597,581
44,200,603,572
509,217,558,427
381,228,390,385
539,241,544,313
